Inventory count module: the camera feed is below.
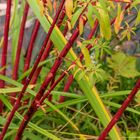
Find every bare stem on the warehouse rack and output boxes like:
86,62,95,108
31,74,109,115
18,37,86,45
59,74,74,103
0,0,12,113
12,2,29,80
22,20,40,83
10,2,29,104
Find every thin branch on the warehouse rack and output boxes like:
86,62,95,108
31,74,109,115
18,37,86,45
0,0,12,113
10,2,29,104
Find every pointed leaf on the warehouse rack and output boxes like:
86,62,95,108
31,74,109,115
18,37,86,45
65,0,73,20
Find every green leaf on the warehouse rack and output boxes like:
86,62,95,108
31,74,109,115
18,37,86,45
93,3,111,40
71,7,84,28
135,10,140,26
87,4,94,27
81,45,91,67
131,0,140,7
107,52,140,78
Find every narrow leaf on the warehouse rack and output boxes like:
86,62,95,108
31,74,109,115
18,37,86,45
65,0,73,20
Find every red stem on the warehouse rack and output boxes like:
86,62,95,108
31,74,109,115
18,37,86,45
98,79,140,140
12,2,29,80
22,20,40,83
30,40,52,84
20,20,40,109
56,8,66,27
0,0,12,86
31,8,66,84
10,3,29,104
0,0,66,139
41,72,66,104
88,20,98,40
59,74,74,103
0,0,12,113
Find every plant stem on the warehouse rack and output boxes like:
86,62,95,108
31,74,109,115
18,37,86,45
0,0,66,139
10,2,29,104
88,20,98,40
59,74,74,103
31,8,66,84
0,0,12,113
0,0,12,86
20,20,40,109
98,79,140,140
12,2,29,80
41,72,66,104
22,20,40,83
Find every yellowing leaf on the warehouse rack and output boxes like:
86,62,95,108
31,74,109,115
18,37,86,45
98,6,111,40
82,47,91,67
135,10,140,26
71,7,84,28
46,0,53,13
65,0,73,20
78,41,91,67
67,21,72,31
79,18,84,35
36,0,45,16
122,0,131,2
131,0,140,7
114,4,124,34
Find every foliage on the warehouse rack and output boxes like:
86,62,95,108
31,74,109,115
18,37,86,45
0,0,140,140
